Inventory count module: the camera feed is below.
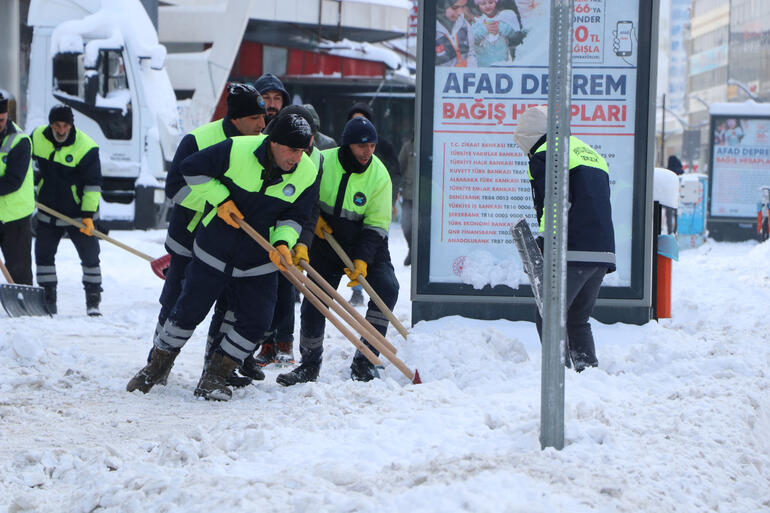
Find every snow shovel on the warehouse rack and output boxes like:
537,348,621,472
510,219,544,315
320,230,410,340
233,215,421,384
0,259,50,317
35,202,169,279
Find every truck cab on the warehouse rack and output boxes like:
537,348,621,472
26,0,181,228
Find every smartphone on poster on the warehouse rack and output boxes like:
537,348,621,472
615,21,633,56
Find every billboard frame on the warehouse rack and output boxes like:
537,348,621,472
707,104,770,241
411,0,660,326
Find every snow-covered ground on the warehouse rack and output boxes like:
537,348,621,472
1,225,769,512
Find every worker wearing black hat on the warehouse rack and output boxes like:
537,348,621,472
154,83,266,370
0,90,35,286
234,105,323,371
127,113,319,401
277,116,399,386
31,104,103,316
345,102,402,306
209,105,323,376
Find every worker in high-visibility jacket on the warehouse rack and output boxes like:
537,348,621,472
277,117,399,386
127,113,318,401
232,105,324,380
155,83,266,383
31,105,103,316
0,92,34,286
514,105,616,372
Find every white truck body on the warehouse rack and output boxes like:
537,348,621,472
27,0,182,227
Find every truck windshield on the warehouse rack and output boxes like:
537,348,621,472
52,49,132,140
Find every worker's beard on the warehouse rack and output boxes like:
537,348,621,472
52,130,70,143
265,108,281,125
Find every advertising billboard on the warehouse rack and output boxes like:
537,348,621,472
708,102,770,240
413,0,659,325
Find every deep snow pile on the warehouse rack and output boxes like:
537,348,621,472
1,226,769,512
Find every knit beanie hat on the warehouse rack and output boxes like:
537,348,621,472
49,104,74,125
0,92,7,114
513,106,548,154
341,117,378,145
267,113,312,149
273,105,316,133
226,83,266,119
347,102,374,121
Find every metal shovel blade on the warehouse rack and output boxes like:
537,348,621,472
0,284,51,317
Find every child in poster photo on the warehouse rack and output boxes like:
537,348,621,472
471,0,526,66
436,0,473,67
725,118,744,145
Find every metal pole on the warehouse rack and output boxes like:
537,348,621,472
660,93,666,166
0,0,21,113
337,0,343,41
318,0,323,42
541,0,573,451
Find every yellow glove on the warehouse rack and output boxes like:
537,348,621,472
217,199,243,229
269,244,293,271
80,217,95,236
292,243,309,270
314,216,332,239
344,259,367,287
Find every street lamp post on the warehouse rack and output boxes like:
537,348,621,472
727,79,763,103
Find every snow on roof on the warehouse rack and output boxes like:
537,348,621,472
51,0,166,70
710,100,770,117
319,38,403,71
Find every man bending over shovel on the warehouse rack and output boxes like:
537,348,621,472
127,114,318,401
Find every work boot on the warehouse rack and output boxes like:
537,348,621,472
252,342,276,367
275,341,295,366
276,359,321,387
225,370,253,388
350,351,381,382
146,347,173,385
194,351,239,401
43,285,57,315
569,350,598,373
126,347,179,393
349,288,364,306
86,290,101,317
403,250,411,266
239,354,266,381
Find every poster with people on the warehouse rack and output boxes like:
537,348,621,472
710,114,770,218
429,0,643,288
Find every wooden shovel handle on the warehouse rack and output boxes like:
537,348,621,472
234,217,382,367
301,260,398,355
35,202,155,262
323,231,410,340
0,259,15,284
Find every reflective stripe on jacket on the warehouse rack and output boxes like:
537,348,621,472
31,126,101,220
0,122,35,222
181,134,319,275
528,136,615,270
318,147,392,264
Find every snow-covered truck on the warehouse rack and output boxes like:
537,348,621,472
26,0,182,229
